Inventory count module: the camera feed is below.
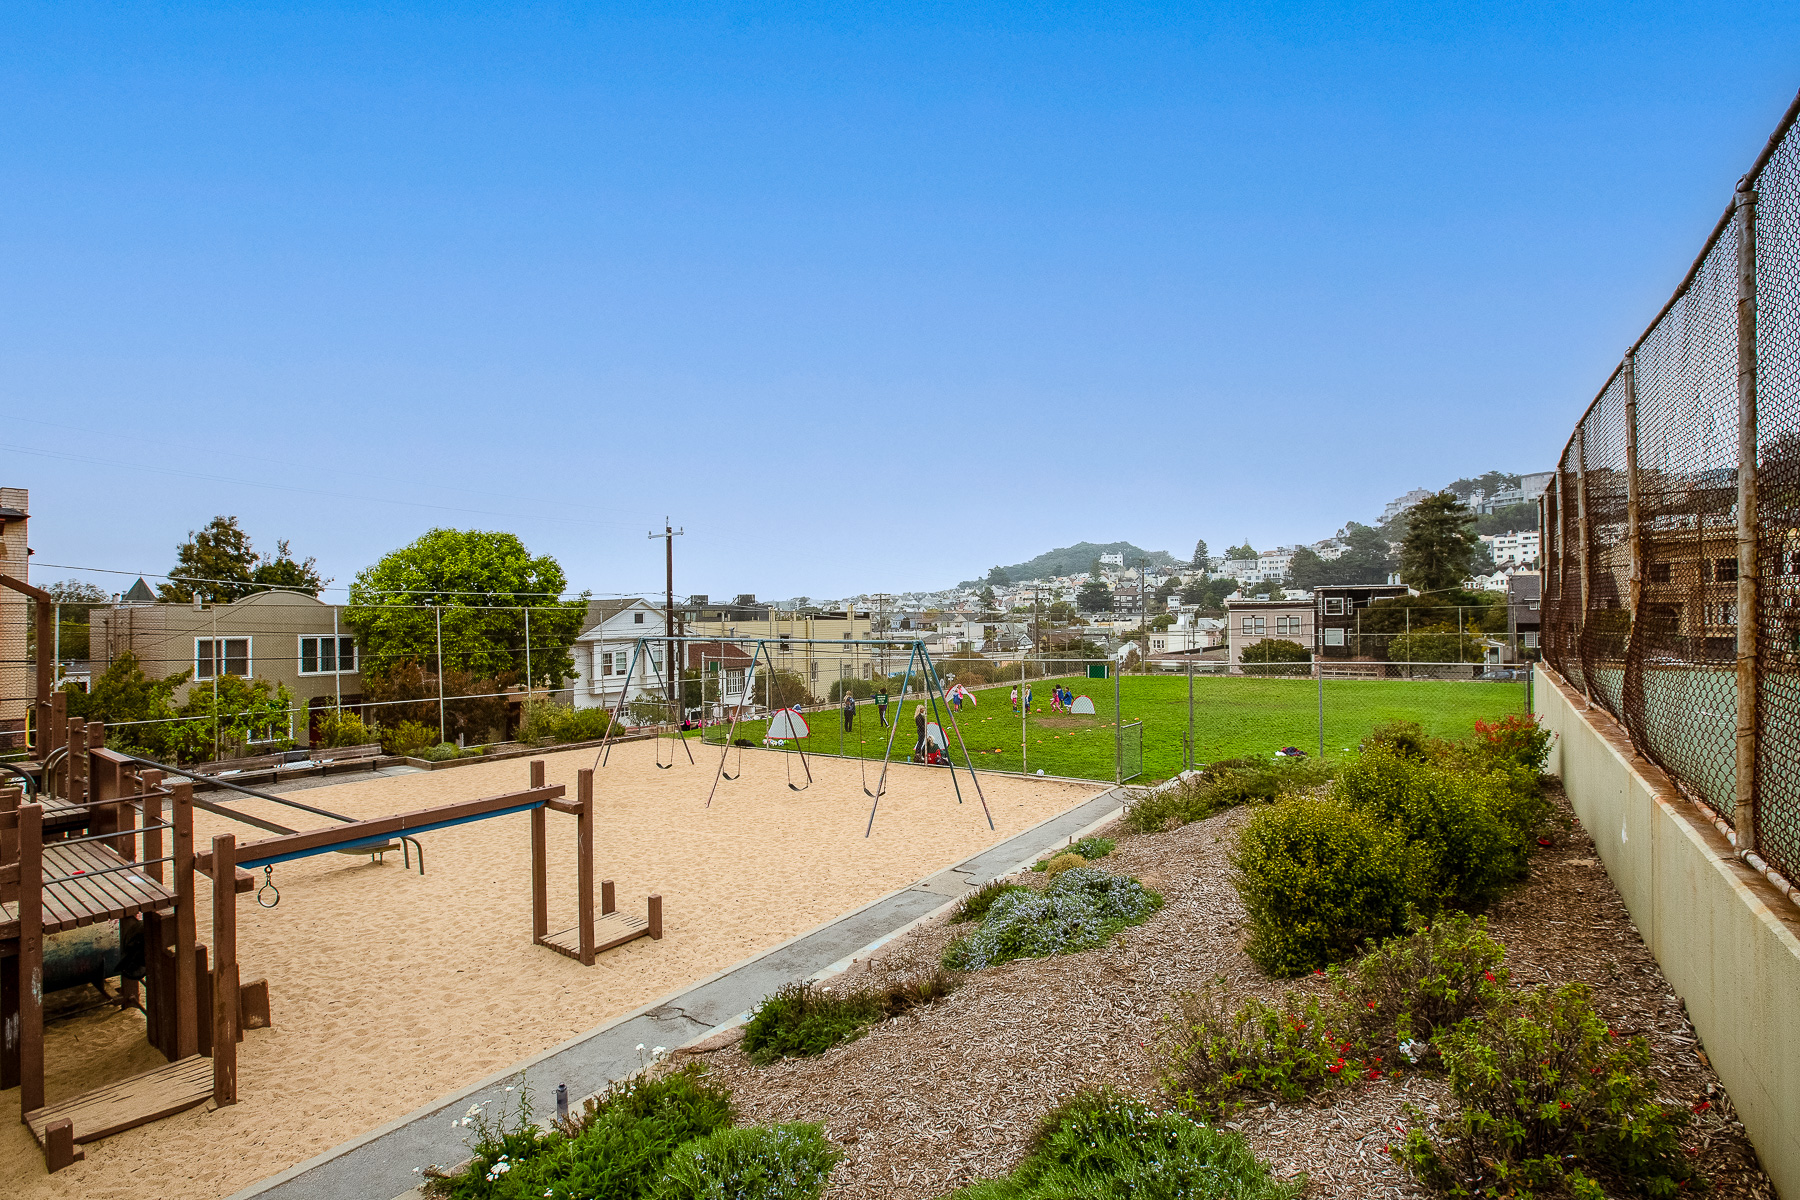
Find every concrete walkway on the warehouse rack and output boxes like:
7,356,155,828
226,786,1127,1200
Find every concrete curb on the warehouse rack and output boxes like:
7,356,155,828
223,784,1129,1200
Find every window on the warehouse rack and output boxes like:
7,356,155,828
1323,598,1345,616
725,668,745,693
299,636,357,675
1275,615,1303,636
1523,632,1540,648
809,660,819,679
842,631,851,639
1649,561,1672,584
1706,602,1738,626
634,611,645,624
1323,628,1346,647
196,638,250,679
1239,616,1266,636
1713,558,1739,583
650,647,664,673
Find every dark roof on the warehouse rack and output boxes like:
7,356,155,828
122,578,157,603
1508,574,1542,601
0,506,26,520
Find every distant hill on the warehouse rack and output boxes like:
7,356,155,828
959,541,1181,588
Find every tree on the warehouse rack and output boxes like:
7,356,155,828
343,529,588,690
1153,578,1177,606
979,585,998,614
158,517,328,602
1181,576,1236,610
1289,523,1394,590
985,565,1009,586
250,540,327,595
1190,539,1209,568
1089,557,1104,580
1077,579,1113,613
1399,492,1482,592
61,651,186,738
1225,542,1258,561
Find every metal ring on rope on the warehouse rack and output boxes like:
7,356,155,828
257,865,280,908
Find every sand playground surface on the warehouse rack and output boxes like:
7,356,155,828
1,740,1100,1199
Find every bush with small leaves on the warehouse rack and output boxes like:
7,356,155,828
1394,983,1697,1199
1124,759,1332,834
945,1090,1300,1200
1032,836,1116,870
740,971,960,1065
943,868,1162,972
1040,852,1086,878
651,1123,839,1200
385,720,438,758
952,880,1026,924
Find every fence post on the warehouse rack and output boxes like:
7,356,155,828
1734,181,1761,853
1113,660,1122,785
1624,355,1644,620
1574,425,1594,705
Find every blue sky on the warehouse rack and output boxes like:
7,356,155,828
4,2,1797,601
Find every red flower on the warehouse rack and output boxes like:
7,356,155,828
1483,972,1497,983
1693,1100,1712,1114
1560,1101,1571,1110
1367,1069,1382,1080
1329,1062,1344,1074
1367,1000,1377,1009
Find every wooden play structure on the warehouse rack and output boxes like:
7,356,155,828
3,699,661,1173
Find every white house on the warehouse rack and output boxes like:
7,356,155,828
1481,530,1541,567
1147,608,1224,654
572,599,674,719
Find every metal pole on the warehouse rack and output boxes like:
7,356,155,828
1186,654,1194,770
1020,653,1027,772
1575,423,1593,705
524,605,532,701
332,604,341,711
212,606,220,761
1734,181,1761,852
1113,656,1122,784
1317,657,1324,761
435,605,446,745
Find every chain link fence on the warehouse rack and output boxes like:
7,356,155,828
1542,88,1800,889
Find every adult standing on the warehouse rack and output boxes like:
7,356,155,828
914,703,929,760
842,688,857,732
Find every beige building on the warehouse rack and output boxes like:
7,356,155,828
677,601,889,699
1225,597,1315,674
93,590,362,744
0,487,29,750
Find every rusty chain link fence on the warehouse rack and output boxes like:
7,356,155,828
1542,88,1800,890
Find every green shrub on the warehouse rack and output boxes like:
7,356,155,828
313,707,378,748
1163,917,1513,1115
386,720,438,758
1471,714,1555,773
1363,720,1430,759
740,971,959,1065
1334,749,1540,913
1233,797,1419,975
651,1123,838,1200
945,1090,1300,1200
952,880,1025,924
1396,983,1697,1199
423,1065,734,1199
1040,852,1086,878
1124,760,1331,834
520,697,614,746
419,742,477,762
1032,836,1116,869
1163,981,1363,1115
943,868,1162,972
1347,913,1511,1062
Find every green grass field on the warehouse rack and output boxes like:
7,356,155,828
698,673,1530,783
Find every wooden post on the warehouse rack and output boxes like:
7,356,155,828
530,760,548,944
601,878,615,916
648,894,663,940
141,769,165,884
0,782,16,874
18,802,44,1113
211,833,239,1105
0,934,14,1090
68,718,87,808
44,1118,82,1172
1735,182,1762,852
577,768,595,966
48,690,66,758
173,782,198,1059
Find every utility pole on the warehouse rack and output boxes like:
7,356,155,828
650,519,685,723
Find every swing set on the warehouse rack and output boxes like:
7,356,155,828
584,634,993,836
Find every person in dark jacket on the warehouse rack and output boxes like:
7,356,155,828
842,689,857,732
913,704,929,761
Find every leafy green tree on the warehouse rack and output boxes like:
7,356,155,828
343,529,587,689
1290,523,1394,589
1088,557,1104,580
1399,493,1482,593
1181,576,1237,610
1153,578,1178,605
1225,542,1258,561
62,651,186,732
1190,539,1209,568
1388,631,1485,663
979,585,998,614
1473,504,1540,536
1077,579,1113,613
985,565,1009,586
158,517,327,601
170,675,297,762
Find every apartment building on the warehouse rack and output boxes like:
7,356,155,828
0,487,30,750
1225,597,1315,673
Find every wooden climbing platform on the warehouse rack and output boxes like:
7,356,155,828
25,1055,213,1146
0,841,176,940
541,909,652,961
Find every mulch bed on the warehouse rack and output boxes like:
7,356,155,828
685,782,1776,1199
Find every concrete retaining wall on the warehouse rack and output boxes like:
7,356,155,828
1536,667,1800,1197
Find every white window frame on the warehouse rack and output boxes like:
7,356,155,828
1323,627,1346,647
1323,597,1345,616
195,636,252,680
633,611,645,624
298,635,358,676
